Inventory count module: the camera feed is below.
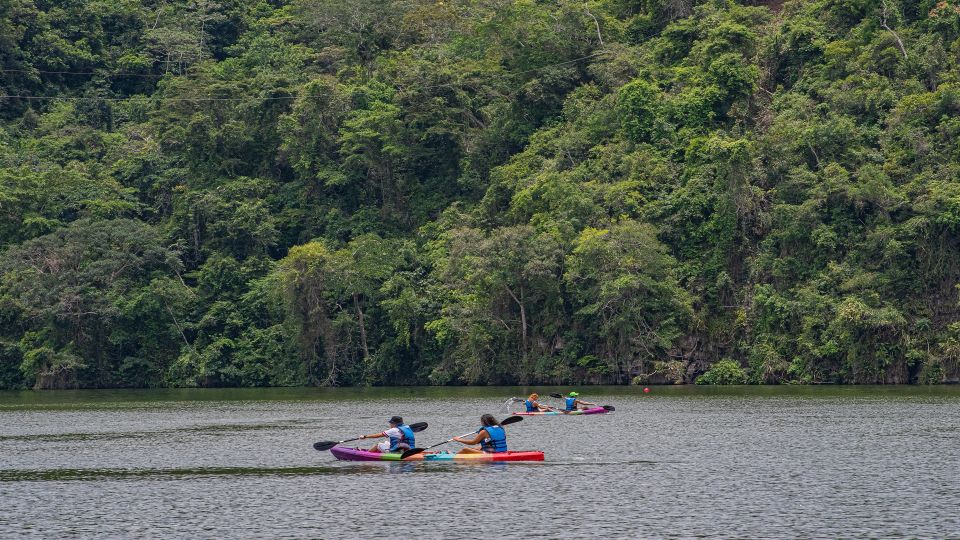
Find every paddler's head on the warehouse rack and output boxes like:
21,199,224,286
480,414,500,427
388,415,403,426
528,393,538,400
568,391,579,397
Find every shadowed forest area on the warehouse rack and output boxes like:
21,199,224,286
1,0,960,389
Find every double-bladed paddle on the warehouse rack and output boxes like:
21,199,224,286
400,416,523,459
503,397,525,411
313,421,429,451
548,393,616,412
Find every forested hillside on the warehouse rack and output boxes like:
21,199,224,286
1,0,959,389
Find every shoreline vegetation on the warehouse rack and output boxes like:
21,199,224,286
2,384,959,405
2,0,960,390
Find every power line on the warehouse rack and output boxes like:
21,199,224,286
492,50,611,79
0,50,612,104
1,68,169,78
0,94,298,103
411,50,611,92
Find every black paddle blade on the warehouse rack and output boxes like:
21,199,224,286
500,415,523,425
313,441,338,451
549,393,564,399
602,405,616,411
400,447,425,459
410,422,428,432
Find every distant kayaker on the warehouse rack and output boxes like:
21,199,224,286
562,391,597,412
359,416,415,453
523,393,548,413
452,414,508,454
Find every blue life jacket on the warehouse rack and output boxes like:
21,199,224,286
564,397,577,411
389,424,415,451
479,425,507,453
524,400,538,412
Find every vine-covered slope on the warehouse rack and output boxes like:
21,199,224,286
1,0,959,388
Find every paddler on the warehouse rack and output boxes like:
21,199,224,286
359,416,416,453
452,414,508,454
562,391,597,412
523,393,548,413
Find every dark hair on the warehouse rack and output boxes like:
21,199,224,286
480,414,499,427
389,416,403,425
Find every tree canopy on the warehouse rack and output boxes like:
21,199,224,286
2,0,960,388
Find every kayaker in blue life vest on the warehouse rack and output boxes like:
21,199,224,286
524,393,548,412
452,414,508,454
360,416,415,453
562,391,597,412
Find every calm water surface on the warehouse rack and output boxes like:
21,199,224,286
1,385,958,539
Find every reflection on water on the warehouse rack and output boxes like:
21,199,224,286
1,386,959,538
0,466,347,482
0,420,319,443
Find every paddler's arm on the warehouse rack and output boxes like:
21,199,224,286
453,430,487,445
359,431,386,439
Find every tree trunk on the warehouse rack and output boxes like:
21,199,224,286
353,292,370,361
505,285,527,361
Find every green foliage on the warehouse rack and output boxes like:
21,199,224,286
0,219,181,387
618,80,668,143
1,0,959,389
0,341,25,389
696,358,748,385
565,221,691,381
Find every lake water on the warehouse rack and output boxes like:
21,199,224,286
1,386,958,538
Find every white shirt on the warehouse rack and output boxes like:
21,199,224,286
381,427,403,439
377,427,405,452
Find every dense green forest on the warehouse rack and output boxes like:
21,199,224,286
1,0,959,389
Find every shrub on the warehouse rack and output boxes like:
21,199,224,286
696,358,748,385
